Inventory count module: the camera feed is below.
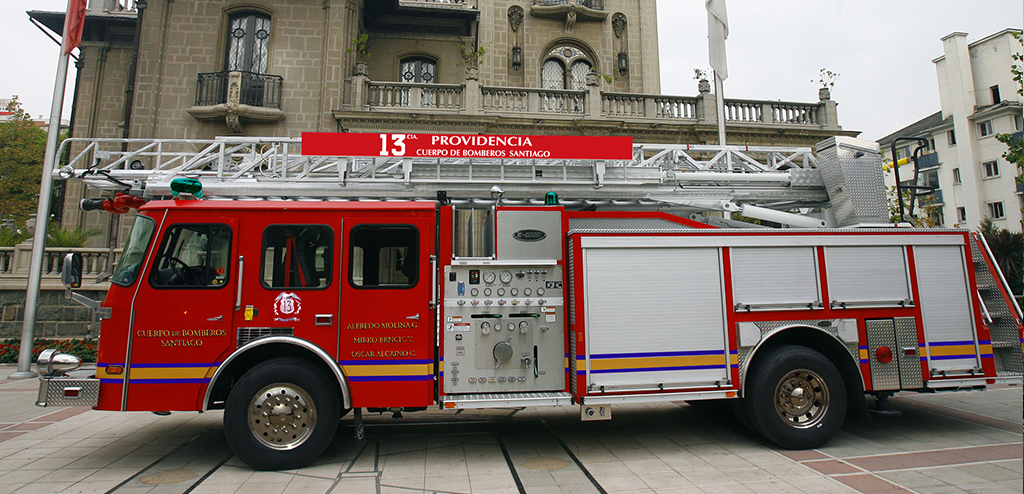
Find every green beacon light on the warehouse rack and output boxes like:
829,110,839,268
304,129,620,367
170,177,203,199
545,191,559,206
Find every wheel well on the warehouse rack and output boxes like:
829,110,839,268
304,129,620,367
747,326,870,424
205,342,348,410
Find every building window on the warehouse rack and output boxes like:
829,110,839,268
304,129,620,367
956,207,967,222
982,160,999,178
952,168,961,184
1015,114,1022,131
921,169,939,189
929,209,944,226
541,46,592,90
947,129,956,146
990,85,1001,104
226,12,271,73
986,201,1005,219
399,57,436,83
977,120,993,138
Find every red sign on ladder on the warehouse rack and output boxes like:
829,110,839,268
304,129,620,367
302,132,634,160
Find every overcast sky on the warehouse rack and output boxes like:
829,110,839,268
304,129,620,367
2,0,1021,142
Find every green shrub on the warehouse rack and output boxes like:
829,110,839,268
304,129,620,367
0,226,28,247
0,338,98,363
46,222,102,248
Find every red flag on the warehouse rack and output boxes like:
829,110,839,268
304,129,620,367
63,0,88,55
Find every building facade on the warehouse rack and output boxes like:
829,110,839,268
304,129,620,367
28,0,854,246
879,29,1023,231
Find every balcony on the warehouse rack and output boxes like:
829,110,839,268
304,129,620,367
340,70,840,140
187,71,285,133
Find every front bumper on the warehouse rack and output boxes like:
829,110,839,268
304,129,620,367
36,376,100,407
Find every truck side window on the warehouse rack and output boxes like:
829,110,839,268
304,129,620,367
261,225,333,289
349,225,418,288
149,224,232,289
111,215,156,287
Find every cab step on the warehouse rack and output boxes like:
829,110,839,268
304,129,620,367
442,391,573,409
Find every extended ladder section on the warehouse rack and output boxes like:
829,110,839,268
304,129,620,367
55,135,888,226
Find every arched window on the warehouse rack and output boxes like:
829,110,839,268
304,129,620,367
400,57,436,83
226,12,271,73
541,46,591,90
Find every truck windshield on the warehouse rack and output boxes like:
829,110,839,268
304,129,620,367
111,216,156,286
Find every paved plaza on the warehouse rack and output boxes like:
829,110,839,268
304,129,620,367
0,364,1020,494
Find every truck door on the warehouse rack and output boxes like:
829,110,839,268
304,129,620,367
339,211,436,407
233,221,340,362
127,218,237,411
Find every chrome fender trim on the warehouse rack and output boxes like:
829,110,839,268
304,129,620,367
203,336,351,411
739,322,860,395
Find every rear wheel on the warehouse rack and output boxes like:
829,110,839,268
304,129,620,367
743,345,846,449
224,357,340,470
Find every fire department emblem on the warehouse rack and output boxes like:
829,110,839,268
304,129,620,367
274,292,302,321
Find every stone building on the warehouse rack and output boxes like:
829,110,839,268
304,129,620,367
879,29,1023,230
28,0,854,246
9,0,857,338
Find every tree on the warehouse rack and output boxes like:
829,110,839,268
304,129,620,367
886,185,940,227
0,97,46,224
994,31,1022,228
978,218,1023,296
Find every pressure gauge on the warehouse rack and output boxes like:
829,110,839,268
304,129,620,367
500,270,513,284
497,288,505,296
484,288,492,296
470,288,479,296
508,323,516,331
523,288,532,296
510,288,519,296
483,270,496,284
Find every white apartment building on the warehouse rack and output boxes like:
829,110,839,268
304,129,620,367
879,29,1023,231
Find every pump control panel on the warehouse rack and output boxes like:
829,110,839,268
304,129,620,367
442,263,565,394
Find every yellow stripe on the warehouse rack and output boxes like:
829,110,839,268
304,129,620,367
342,364,433,377
859,349,869,360
590,355,724,371
927,345,976,357
729,354,738,365
128,367,211,380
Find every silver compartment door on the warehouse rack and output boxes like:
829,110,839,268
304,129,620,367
583,247,729,390
913,245,981,374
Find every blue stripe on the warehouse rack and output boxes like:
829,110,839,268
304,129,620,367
338,359,433,365
130,378,210,384
97,362,125,367
859,346,867,350
591,364,724,374
860,359,869,364
348,375,433,382
929,355,977,361
591,350,724,359
130,362,220,368
99,378,123,384
978,340,991,345
929,340,976,346
729,350,738,355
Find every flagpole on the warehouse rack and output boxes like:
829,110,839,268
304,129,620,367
715,71,726,146
9,0,74,379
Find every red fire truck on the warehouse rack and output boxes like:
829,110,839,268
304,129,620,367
36,134,1022,470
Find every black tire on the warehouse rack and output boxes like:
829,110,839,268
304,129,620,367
742,345,846,449
223,357,340,470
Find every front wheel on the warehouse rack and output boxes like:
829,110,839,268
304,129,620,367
224,357,340,470
742,345,846,449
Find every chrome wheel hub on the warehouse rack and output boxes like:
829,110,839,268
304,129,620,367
248,384,317,450
774,369,829,429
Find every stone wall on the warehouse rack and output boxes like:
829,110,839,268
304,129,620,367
0,289,106,339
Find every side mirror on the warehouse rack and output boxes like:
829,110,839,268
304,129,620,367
62,253,83,289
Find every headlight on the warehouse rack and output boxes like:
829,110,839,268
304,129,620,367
36,349,83,377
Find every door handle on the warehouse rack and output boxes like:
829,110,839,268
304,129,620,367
315,314,333,326
406,313,420,321
207,315,223,322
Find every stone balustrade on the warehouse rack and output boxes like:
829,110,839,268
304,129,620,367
0,244,117,290
347,65,840,131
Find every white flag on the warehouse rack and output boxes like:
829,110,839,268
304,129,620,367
706,0,729,80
